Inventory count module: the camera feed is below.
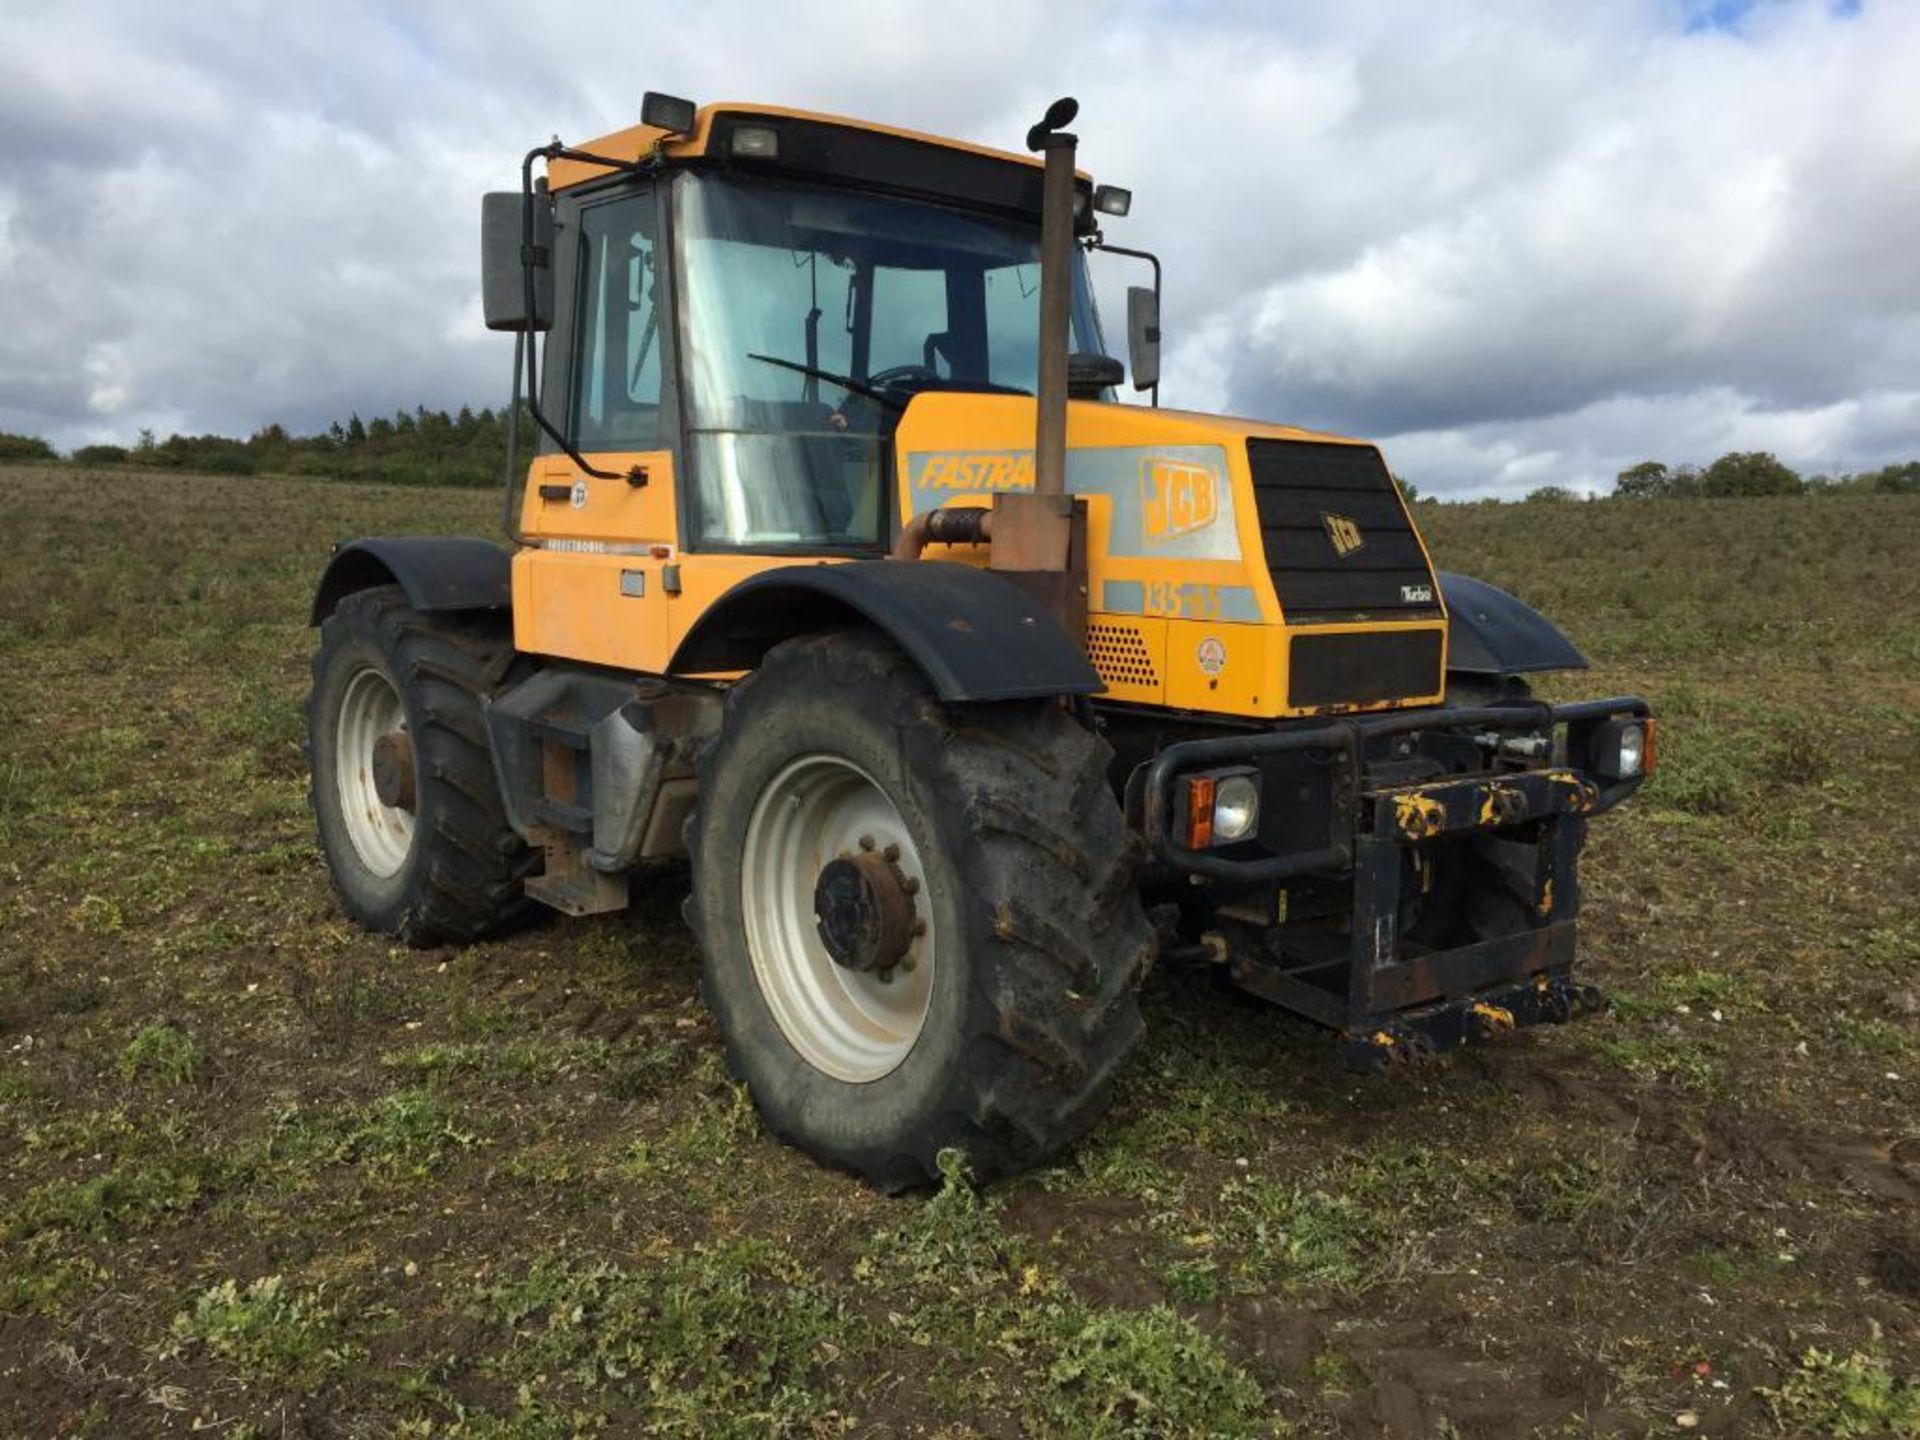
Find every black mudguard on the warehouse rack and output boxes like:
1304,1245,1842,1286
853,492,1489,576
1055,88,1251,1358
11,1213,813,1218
310,537,512,624
669,559,1102,703
1438,571,1587,676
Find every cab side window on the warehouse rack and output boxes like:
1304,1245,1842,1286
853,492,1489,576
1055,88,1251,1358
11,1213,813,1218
572,191,663,450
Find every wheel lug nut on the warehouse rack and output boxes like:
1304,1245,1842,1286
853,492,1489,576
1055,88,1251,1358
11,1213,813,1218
900,957,916,973
883,843,900,862
877,967,893,984
858,834,876,851
903,876,920,895
912,918,927,937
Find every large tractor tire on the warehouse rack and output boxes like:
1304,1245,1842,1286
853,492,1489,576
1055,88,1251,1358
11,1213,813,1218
307,585,534,946
686,630,1153,1190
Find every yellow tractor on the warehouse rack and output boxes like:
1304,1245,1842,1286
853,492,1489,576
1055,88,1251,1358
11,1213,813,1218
307,94,1654,1187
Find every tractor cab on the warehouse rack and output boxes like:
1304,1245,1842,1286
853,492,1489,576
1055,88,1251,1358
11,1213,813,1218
481,98,1135,554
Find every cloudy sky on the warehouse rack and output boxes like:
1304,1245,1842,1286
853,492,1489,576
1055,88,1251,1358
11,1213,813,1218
2,0,1915,496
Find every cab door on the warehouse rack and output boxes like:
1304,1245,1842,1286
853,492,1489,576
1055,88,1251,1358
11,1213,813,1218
514,181,681,673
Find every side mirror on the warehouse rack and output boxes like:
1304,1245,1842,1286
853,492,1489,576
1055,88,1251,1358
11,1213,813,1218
1126,285,1160,394
481,191,555,332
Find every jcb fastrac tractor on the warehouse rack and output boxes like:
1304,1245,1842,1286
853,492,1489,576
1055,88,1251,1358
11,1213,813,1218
307,94,1654,1188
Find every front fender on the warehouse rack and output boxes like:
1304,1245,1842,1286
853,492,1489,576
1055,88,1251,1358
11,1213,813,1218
668,560,1102,703
1438,571,1587,676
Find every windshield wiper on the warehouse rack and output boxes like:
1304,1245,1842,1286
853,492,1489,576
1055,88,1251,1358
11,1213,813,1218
747,353,906,410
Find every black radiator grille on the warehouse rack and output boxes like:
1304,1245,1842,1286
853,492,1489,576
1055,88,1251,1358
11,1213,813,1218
1288,628,1444,710
1246,438,1440,622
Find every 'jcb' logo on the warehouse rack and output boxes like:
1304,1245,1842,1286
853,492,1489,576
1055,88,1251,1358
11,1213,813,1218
1141,459,1218,543
1322,512,1364,558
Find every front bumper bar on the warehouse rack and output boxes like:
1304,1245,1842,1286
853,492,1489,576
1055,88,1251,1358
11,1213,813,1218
1135,695,1650,1053
1138,695,1650,882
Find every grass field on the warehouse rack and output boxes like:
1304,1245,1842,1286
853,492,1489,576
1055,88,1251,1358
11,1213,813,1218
2,467,1917,1438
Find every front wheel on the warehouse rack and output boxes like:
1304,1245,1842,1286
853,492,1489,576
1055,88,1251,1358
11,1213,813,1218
686,631,1152,1190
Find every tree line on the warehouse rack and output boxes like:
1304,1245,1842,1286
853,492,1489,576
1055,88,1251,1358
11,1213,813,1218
1521,450,1918,503
0,405,534,489
3,420,1917,500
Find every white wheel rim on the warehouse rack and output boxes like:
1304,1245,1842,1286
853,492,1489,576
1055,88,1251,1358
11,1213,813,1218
334,665,415,878
741,754,936,1083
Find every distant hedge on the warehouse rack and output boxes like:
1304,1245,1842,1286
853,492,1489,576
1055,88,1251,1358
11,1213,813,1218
0,432,58,463
19,415,1920,499
86,408,526,488
1615,453,1918,498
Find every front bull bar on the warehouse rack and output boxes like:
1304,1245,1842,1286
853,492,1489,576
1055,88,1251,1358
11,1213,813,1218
1136,697,1651,1062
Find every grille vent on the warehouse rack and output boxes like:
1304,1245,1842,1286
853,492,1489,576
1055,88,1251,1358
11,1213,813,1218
1086,622,1159,693
1288,628,1443,709
1245,438,1440,623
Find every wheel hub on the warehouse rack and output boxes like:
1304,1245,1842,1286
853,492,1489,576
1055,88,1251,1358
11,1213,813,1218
371,730,416,812
742,753,936,1083
814,848,916,975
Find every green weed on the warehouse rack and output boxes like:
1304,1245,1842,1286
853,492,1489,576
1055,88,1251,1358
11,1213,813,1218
118,1021,205,1086
7,1152,237,1242
169,1274,363,1386
471,1239,846,1437
68,893,125,935
1166,1178,1374,1300
268,1089,479,1183
855,1152,1278,1437
1759,1348,1920,1437
1038,1304,1273,1439
22,1106,140,1158
1863,919,1920,975
1589,1029,1728,1094
619,1054,758,1179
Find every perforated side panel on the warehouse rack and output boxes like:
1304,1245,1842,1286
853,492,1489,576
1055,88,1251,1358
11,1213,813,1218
1086,622,1162,703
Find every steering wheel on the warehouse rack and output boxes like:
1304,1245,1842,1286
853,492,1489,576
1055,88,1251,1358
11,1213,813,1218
868,364,942,395
832,364,943,432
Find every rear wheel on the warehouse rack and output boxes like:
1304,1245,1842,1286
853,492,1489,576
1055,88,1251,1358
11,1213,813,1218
686,631,1152,1190
307,585,534,946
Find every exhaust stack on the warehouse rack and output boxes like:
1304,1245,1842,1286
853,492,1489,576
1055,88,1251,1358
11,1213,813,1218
987,97,1086,637
1029,96,1078,501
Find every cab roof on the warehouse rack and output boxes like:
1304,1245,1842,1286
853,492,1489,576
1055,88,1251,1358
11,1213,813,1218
547,103,1093,225
551,103,1060,187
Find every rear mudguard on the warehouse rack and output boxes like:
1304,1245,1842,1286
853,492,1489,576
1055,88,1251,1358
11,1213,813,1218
310,537,511,624
669,559,1101,703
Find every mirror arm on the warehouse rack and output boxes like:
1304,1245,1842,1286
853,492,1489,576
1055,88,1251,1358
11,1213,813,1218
502,329,525,543
516,143,654,488
1087,234,1162,407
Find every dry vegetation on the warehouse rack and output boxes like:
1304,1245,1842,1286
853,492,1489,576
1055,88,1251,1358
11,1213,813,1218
1,466,1917,1437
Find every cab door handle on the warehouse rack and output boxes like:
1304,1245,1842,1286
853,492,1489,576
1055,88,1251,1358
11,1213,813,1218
538,483,572,502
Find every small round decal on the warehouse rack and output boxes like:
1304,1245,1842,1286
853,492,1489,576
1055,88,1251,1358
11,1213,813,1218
1197,636,1227,675
570,479,589,509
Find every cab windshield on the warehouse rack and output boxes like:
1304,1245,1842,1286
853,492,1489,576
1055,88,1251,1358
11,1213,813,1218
675,172,1106,549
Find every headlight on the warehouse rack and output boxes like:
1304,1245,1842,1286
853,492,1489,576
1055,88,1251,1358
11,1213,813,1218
1616,725,1645,777
1212,773,1261,843
1590,718,1656,780
1183,768,1262,848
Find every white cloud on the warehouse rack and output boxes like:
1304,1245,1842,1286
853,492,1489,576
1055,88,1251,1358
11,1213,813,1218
0,0,1916,495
